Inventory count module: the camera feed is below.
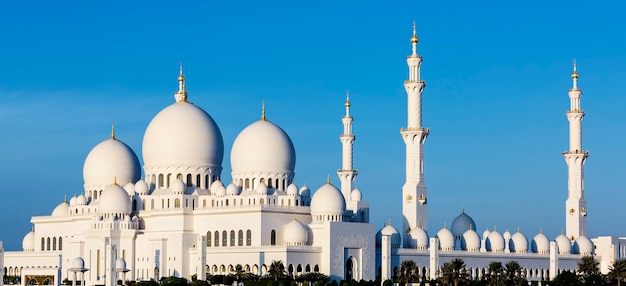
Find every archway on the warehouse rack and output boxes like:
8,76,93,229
345,256,358,281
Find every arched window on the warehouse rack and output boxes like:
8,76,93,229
207,232,211,247
52,237,57,250
41,238,44,251
270,230,276,246
167,199,170,208
305,265,311,273
238,230,243,246
133,199,137,211
214,231,219,247
196,174,201,188
59,237,62,250
205,175,210,189
276,179,280,190
245,179,250,190
246,230,252,246
314,265,319,272
222,231,227,246
46,237,50,250
94,191,98,200
158,174,164,188
230,231,235,246
186,174,193,187
174,198,181,208
151,199,155,209
143,199,146,210
268,179,272,188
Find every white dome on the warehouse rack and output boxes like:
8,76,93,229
69,196,77,206
286,184,299,196
407,226,429,249
531,231,550,254
311,183,346,215
135,180,149,195
255,182,269,195
510,231,528,253
487,229,505,252
555,234,572,254
22,230,35,252
351,188,362,201
71,257,85,270
299,185,311,197
230,120,295,183
51,201,69,217
482,228,491,240
212,181,226,196
451,210,476,238
503,230,512,241
226,183,239,195
461,229,481,252
123,182,135,196
76,194,87,205
115,258,128,272
283,219,308,246
377,224,401,247
436,226,455,251
83,137,141,191
98,184,131,214
573,235,594,255
143,102,224,171
171,179,185,194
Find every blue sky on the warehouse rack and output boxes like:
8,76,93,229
1,1,625,250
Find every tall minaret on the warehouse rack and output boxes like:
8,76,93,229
401,22,429,244
338,91,358,202
563,60,588,241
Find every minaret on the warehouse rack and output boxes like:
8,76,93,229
338,91,358,202
401,22,429,245
563,60,588,240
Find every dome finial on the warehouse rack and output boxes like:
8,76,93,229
539,227,543,234
111,121,116,140
175,63,188,103
443,222,447,229
571,59,579,89
517,226,520,233
64,194,67,203
261,100,266,121
326,174,331,185
388,219,392,226
410,21,419,55
113,176,118,186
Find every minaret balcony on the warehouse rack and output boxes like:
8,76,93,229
566,109,585,114
562,150,589,156
404,80,426,85
401,127,430,133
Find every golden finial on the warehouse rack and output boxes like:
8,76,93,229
64,195,67,203
111,121,116,140
571,59,578,79
493,225,497,231
326,174,331,185
469,224,473,231
388,219,392,226
113,176,118,186
178,62,185,82
261,101,266,121
540,228,543,234
517,226,521,233
411,20,419,44
443,222,447,229
345,90,351,108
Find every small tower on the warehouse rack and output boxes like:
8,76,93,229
337,91,358,201
401,22,429,246
563,60,588,240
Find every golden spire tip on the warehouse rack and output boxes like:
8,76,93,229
571,58,579,79
326,174,331,185
261,100,266,121
64,194,67,203
114,176,118,186
111,121,116,140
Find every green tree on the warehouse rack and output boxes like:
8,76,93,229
551,270,581,286
483,262,505,286
399,260,419,286
577,256,605,286
504,261,526,286
268,260,286,282
439,258,469,286
233,264,246,283
609,259,626,286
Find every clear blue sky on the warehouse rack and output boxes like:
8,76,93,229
1,1,625,250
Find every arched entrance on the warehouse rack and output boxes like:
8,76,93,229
345,256,358,281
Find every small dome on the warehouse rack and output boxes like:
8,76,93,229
436,226,454,251
503,230,512,241
226,183,239,195
531,231,550,254
255,182,269,195
286,184,299,196
487,229,505,252
377,224,401,247
71,257,85,270
451,210,476,238
283,219,308,246
510,230,528,253
83,137,141,191
69,196,77,206
22,230,35,252
461,229,481,252
123,182,135,196
482,228,491,240
573,235,594,255
142,102,224,172
231,120,295,181
555,234,572,255
171,179,185,194
135,180,149,195
51,201,69,217
407,226,429,249
299,185,311,197
115,258,128,272
351,188,362,201
98,184,131,214
210,180,224,193
311,183,346,216
76,194,87,205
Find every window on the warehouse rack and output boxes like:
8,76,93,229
270,230,276,246
186,174,193,187
58,237,62,250
214,231,219,247
238,230,243,246
207,232,211,247
158,174,164,188
230,230,235,246
174,198,181,208
151,199,154,209
222,231,227,246
246,230,251,246
52,237,56,250
46,237,50,250
41,238,44,251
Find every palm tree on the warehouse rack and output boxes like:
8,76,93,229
504,261,526,286
439,258,469,286
608,259,626,286
268,260,286,282
485,261,505,286
398,260,418,286
578,256,600,276
233,264,245,283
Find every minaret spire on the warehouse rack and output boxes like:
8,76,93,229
563,60,588,240
338,90,358,203
175,63,188,103
401,22,429,246
261,101,266,121
110,121,116,140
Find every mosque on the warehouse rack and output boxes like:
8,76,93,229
1,26,626,286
